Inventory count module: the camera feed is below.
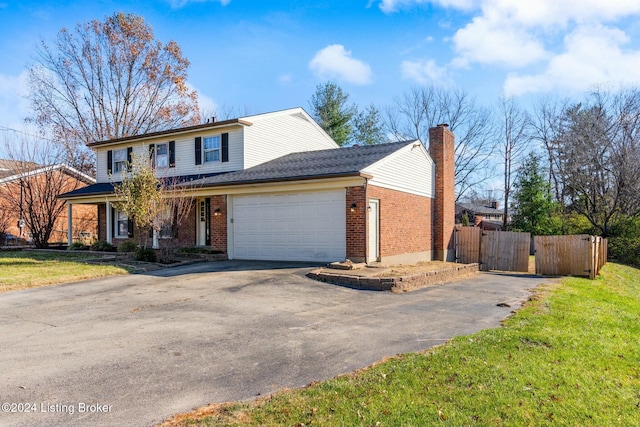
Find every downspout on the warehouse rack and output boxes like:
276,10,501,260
363,177,369,264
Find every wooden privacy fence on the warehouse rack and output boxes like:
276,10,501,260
455,227,608,279
454,227,530,272
534,235,607,279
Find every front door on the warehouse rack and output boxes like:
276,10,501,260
197,198,211,246
368,199,379,262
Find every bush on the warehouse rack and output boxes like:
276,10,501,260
135,246,157,262
67,242,89,251
607,216,640,267
90,240,116,252
118,240,138,253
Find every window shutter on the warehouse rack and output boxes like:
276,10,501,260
127,147,133,168
149,144,156,168
127,216,134,238
107,150,113,174
169,140,176,168
195,137,202,165
221,133,229,163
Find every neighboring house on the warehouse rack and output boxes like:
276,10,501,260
0,160,97,244
59,108,456,263
455,201,505,230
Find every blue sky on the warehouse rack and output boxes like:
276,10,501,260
3,0,640,134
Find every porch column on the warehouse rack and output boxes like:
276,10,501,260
152,229,159,249
67,203,73,246
106,201,113,244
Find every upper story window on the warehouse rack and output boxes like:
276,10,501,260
204,136,221,162
113,149,127,172
195,133,229,165
149,141,175,169
107,147,132,174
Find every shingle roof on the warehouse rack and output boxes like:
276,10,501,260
59,141,416,199
190,140,415,187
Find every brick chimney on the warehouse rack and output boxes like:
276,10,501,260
429,124,455,262
491,201,499,209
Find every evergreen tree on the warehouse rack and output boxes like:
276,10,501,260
511,152,561,235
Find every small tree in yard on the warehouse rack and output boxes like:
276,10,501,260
511,152,561,235
111,154,195,261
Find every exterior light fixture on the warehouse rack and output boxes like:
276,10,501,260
213,208,222,216
350,203,357,212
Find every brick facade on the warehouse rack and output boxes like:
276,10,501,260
429,124,456,261
345,186,366,261
367,185,432,262
209,195,227,253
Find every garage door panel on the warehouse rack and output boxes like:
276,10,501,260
232,191,346,262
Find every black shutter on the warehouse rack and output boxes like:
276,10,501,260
221,133,229,163
195,137,202,165
149,144,156,168
107,150,113,174
169,140,176,168
127,216,134,238
126,147,133,170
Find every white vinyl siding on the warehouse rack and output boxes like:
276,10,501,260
95,129,244,183
243,109,338,168
363,143,435,197
230,190,346,262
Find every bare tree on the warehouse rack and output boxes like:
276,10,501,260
386,85,496,200
545,88,640,236
496,96,531,229
27,12,200,174
0,135,90,248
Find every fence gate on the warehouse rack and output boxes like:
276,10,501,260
481,230,530,272
534,235,607,278
455,227,530,272
454,226,481,264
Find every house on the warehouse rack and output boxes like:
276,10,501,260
59,108,456,263
0,160,97,244
455,201,505,230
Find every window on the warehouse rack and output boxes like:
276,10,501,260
155,143,169,168
115,210,129,238
113,149,127,172
158,207,174,239
204,136,220,162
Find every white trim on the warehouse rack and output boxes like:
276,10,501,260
106,201,113,244
0,164,95,185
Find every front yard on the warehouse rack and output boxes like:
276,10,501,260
0,251,131,293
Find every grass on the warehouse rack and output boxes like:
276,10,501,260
0,251,130,293
163,262,640,427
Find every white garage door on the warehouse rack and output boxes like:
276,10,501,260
232,190,346,262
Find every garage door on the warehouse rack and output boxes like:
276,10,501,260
232,190,346,262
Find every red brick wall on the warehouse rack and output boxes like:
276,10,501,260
367,185,432,258
429,124,456,260
345,186,366,261
210,195,227,253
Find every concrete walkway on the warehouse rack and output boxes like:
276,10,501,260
0,261,548,427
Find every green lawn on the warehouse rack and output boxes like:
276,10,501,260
166,262,640,427
0,251,130,292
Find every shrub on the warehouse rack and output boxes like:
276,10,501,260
67,242,89,251
135,246,157,262
118,240,138,253
90,240,116,252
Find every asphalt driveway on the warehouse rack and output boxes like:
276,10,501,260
0,261,548,427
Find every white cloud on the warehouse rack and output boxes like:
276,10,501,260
504,24,640,96
309,44,373,85
452,17,548,67
401,59,451,85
